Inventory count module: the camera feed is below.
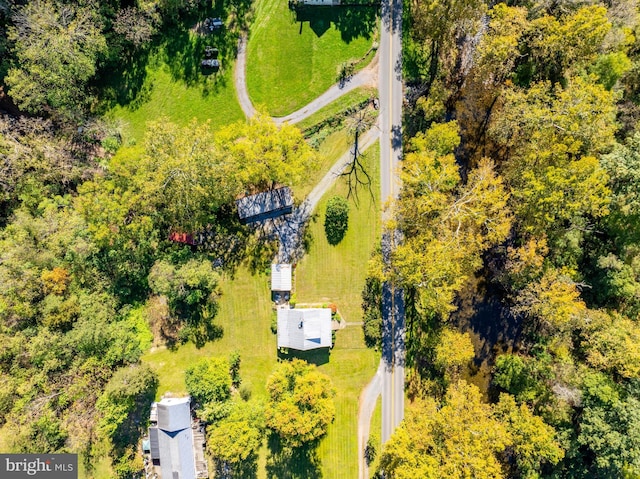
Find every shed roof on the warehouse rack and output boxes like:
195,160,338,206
271,264,292,291
277,308,332,350
236,187,293,223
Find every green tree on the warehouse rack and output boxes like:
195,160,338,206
581,311,640,379
6,0,107,117
208,400,265,476
394,122,511,320
185,357,231,407
148,259,220,345
434,328,474,380
514,269,586,334
494,394,564,478
96,364,158,452
324,196,349,245
526,6,611,81
265,359,336,448
216,113,317,193
575,371,640,477
0,115,93,221
489,77,614,265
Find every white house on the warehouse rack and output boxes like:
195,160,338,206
277,308,332,350
149,397,197,479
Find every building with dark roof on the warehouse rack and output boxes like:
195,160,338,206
235,187,294,224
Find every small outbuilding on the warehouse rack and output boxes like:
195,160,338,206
277,308,332,351
236,187,294,224
271,264,292,292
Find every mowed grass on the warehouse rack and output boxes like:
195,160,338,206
104,21,245,144
141,267,276,401
108,65,244,145
296,142,381,478
296,142,381,324
246,0,376,116
296,86,377,131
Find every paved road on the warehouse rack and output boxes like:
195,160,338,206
234,35,378,124
357,0,404,476
379,0,405,447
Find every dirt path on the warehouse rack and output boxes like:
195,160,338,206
234,34,378,124
234,35,257,119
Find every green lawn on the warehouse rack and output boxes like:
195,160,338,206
142,267,276,401
246,0,377,116
296,143,382,478
103,19,244,144
296,142,381,324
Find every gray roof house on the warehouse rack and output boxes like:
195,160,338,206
149,397,197,479
277,308,332,350
235,187,294,224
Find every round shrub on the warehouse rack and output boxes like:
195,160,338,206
324,196,349,245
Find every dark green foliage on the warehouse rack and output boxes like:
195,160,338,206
324,196,349,245
572,372,640,477
229,351,242,389
362,275,382,348
185,357,232,407
148,259,221,346
97,364,158,453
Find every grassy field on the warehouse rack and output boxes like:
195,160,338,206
296,142,381,324
103,15,245,144
296,143,381,478
246,0,377,116
107,65,244,145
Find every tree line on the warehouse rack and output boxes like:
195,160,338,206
365,0,640,477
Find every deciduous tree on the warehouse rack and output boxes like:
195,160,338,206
265,359,336,448
6,0,107,116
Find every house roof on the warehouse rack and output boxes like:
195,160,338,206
271,264,292,291
157,397,191,432
236,187,294,223
277,308,332,350
158,427,196,479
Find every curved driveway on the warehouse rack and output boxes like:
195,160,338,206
234,34,378,124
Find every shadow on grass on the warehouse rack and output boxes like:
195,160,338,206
213,456,259,479
96,1,250,111
294,5,378,42
266,436,323,479
278,347,330,366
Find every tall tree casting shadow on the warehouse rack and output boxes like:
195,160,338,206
266,436,323,479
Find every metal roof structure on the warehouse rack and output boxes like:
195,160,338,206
235,187,294,224
271,264,292,291
148,397,197,479
277,308,332,350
